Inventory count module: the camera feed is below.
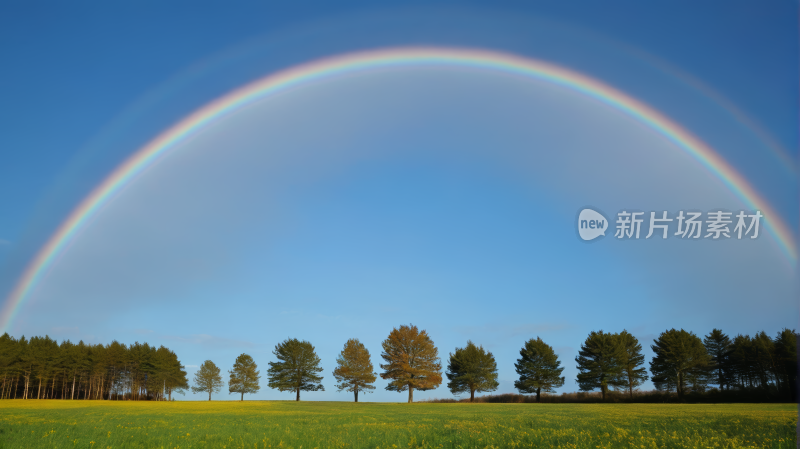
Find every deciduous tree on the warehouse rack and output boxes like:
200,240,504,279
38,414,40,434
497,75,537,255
332,339,376,402
380,324,442,403
514,337,564,402
445,341,499,402
267,338,324,401
229,353,261,401
191,360,224,401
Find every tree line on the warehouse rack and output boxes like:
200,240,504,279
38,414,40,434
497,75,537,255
191,325,799,403
2,325,796,403
0,334,188,401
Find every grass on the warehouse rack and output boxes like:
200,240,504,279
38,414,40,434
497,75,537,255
0,400,795,448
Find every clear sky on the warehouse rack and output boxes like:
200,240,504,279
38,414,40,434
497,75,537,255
0,1,796,401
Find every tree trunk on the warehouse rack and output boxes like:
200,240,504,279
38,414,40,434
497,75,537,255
208,391,211,401
354,389,358,403
241,391,244,402
38,378,42,399
536,387,541,403
629,383,633,399
72,375,76,400
296,388,300,401
470,389,475,402
408,387,414,403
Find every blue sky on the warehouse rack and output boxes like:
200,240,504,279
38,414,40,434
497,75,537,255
0,1,796,401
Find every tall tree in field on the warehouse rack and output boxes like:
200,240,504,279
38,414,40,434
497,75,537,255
191,360,224,401
380,324,442,403
703,329,732,390
445,341,499,402
267,338,324,401
575,331,623,401
514,337,565,402
332,339,377,402
650,329,711,399
615,330,648,398
229,353,261,401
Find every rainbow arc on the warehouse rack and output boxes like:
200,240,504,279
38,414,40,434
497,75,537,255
1,47,794,333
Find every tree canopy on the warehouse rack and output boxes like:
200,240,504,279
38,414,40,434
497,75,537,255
514,337,564,402
192,360,224,401
266,338,324,401
616,330,648,398
703,329,732,390
445,340,499,402
228,353,260,401
650,329,710,399
575,331,624,400
332,338,376,402
380,324,442,403
0,334,187,401
0,326,795,403
773,328,798,401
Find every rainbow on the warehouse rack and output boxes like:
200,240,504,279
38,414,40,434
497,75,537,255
1,47,795,332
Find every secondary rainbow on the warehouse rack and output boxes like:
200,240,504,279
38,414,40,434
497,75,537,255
2,47,795,332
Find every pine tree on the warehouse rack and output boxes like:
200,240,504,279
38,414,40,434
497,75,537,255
191,360,224,401
615,330,648,398
229,353,261,401
751,331,775,391
728,334,753,389
332,339,376,402
162,348,189,401
514,337,564,402
380,324,442,403
650,329,711,399
445,341,499,402
267,338,324,401
773,328,798,401
105,341,126,400
575,331,624,401
0,333,187,401
703,329,732,390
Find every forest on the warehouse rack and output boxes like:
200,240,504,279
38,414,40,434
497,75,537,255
0,334,187,401
0,326,796,402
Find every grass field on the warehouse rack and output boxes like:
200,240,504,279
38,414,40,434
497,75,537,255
0,400,795,449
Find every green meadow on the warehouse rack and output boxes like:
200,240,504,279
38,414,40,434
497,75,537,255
0,400,795,448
